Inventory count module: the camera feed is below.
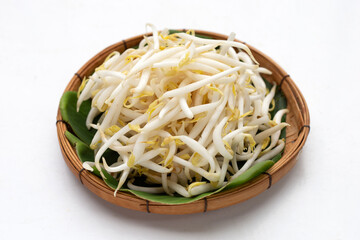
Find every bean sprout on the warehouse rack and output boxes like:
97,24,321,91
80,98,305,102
78,25,288,197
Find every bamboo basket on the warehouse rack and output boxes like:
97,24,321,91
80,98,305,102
56,30,310,215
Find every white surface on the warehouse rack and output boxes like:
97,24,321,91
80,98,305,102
1,0,359,239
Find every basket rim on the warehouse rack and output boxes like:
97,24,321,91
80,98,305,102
56,29,310,214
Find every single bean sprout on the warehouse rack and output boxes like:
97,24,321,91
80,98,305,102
77,24,288,197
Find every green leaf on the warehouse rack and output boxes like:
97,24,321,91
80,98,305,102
271,153,282,163
76,140,95,163
60,91,96,145
102,149,119,167
64,131,101,177
101,168,120,190
224,160,274,190
65,130,119,166
64,131,82,146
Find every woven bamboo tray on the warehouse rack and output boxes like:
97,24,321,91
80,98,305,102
56,30,310,215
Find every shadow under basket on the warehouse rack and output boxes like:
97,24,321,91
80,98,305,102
56,30,310,215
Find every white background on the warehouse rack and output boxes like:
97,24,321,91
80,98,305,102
1,0,359,239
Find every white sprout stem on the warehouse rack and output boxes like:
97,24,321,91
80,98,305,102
132,132,148,161
254,123,289,143
199,86,230,144
173,156,219,182
254,140,285,164
104,52,120,69
179,96,194,119
96,70,126,80
262,109,289,153
188,111,213,139
212,116,233,159
188,182,225,196
274,109,289,123
194,44,217,54
182,62,220,74
102,157,128,173
231,144,262,180
126,134,140,144
139,161,172,173
227,46,238,60
95,85,116,110
135,148,167,165
176,33,259,64
184,70,238,84
159,97,178,119
128,48,155,73
129,47,185,76
114,168,130,196
110,144,134,153
152,59,179,68
237,94,245,128
251,100,262,121
202,52,258,70
144,171,189,197
261,83,277,115
106,85,131,125
247,115,270,126
86,107,100,129
218,157,230,187
120,108,143,119
236,152,254,161
174,99,221,120
161,67,240,99
257,67,272,75
127,180,164,194
175,135,216,172
225,126,258,141
82,161,96,172
152,130,176,163
193,57,231,71
132,67,151,93
251,73,266,95
237,51,253,64
146,23,159,50
231,147,240,172
90,85,131,146
94,115,147,171
168,181,190,197
142,106,181,132
161,174,172,196
77,79,96,111
206,126,258,158
220,32,236,55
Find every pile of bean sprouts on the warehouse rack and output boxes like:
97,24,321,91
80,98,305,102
77,24,288,197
